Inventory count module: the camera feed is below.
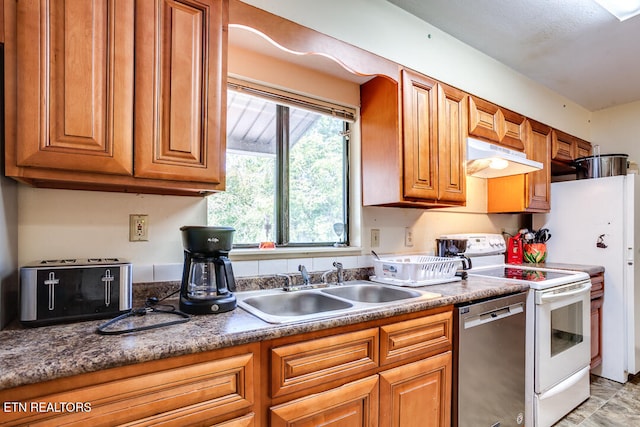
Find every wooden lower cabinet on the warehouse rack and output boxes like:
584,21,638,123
590,272,605,369
0,344,259,427
379,352,452,427
270,376,380,427
266,307,453,427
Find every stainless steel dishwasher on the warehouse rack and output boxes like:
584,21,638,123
454,292,527,427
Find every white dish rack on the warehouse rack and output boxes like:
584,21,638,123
370,255,462,287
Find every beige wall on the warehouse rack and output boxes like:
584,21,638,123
16,0,608,281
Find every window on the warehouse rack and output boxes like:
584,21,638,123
207,81,352,248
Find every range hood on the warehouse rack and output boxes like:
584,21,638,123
466,137,543,178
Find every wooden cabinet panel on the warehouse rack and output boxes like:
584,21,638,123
380,311,452,366
487,119,551,213
577,139,592,159
551,129,591,162
436,83,467,204
468,96,503,143
590,273,604,369
212,413,256,427
468,96,525,151
14,0,134,175
379,352,452,427
501,109,527,151
270,375,379,427
271,328,379,398
361,69,466,207
402,69,438,200
0,347,257,427
135,0,227,183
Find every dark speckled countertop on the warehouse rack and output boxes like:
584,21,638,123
0,261,602,392
0,276,529,391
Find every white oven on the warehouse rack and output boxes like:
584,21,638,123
533,279,591,427
442,233,593,427
535,280,591,393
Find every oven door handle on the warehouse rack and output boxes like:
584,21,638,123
538,282,591,303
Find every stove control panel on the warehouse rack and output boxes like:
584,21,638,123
439,233,506,256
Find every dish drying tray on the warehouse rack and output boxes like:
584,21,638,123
370,255,462,287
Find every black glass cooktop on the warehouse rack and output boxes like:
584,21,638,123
470,267,575,282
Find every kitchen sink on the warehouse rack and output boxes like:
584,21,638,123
236,280,442,324
321,284,421,303
241,292,353,317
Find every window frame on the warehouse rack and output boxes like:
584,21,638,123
219,81,352,249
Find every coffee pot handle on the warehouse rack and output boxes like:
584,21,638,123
220,257,236,293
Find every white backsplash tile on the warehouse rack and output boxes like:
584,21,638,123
258,259,288,276
133,264,154,283
233,260,259,277
287,258,313,274
153,263,182,282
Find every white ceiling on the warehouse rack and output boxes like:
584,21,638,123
388,0,640,111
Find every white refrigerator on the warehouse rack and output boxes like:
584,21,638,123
534,174,640,384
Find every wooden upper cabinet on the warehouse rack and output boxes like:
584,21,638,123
13,0,134,175
4,0,228,196
551,129,591,162
487,119,551,213
402,70,438,201
361,69,466,207
468,96,525,151
135,0,227,184
402,70,466,205
436,83,467,204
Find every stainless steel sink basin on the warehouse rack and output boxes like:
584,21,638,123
236,280,442,324
321,284,421,303
241,292,352,317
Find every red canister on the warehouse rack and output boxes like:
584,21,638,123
507,236,523,264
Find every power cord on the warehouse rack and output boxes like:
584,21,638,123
96,289,189,335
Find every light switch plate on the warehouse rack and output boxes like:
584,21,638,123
129,214,149,241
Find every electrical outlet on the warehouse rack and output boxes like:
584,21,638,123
129,214,149,241
371,229,380,248
405,227,414,247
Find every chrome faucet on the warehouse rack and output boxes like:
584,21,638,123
298,264,311,285
334,261,344,285
321,261,345,285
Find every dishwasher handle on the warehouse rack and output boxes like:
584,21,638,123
463,302,524,329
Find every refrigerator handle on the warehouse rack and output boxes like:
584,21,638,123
628,247,634,265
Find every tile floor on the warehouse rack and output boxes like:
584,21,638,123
554,375,640,426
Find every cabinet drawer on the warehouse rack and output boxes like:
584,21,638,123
270,375,379,427
590,273,604,299
271,328,379,398
1,352,255,427
380,311,452,366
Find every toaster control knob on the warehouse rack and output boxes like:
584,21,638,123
210,304,220,312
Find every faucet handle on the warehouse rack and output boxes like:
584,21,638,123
333,261,344,285
277,273,293,290
298,264,310,285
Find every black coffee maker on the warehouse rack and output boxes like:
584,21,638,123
179,226,237,315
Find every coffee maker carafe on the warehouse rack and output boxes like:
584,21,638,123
180,226,237,315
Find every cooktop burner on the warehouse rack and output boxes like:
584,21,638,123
470,266,576,282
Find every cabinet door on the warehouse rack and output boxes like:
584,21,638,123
14,0,134,175
525,119,551,211
468,95,503,143
135,0,227,184
551,129,576,161
270,376,379,427
436,84,466,204
379,352,452,427
401,69,438,200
